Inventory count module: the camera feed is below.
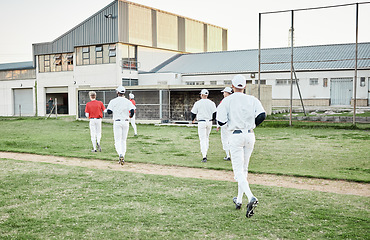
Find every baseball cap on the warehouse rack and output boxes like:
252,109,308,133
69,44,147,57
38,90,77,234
221,87,232,93
116,86,126,93
232,75,246,89
129,93,135,99
200,89,209,95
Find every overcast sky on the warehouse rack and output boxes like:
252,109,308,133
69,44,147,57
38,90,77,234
0,0,369,63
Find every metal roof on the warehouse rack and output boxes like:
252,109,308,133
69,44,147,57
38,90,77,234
151,42,370,75
0,61,34,71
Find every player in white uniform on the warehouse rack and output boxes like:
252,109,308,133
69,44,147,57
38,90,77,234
106,86,136,165
217,75,266,218
191,89,217,162
216,87,233,161
128,93,138,136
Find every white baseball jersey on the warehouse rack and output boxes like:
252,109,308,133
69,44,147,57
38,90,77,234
191,99,216,120
107,96,135,120
216,92,265,131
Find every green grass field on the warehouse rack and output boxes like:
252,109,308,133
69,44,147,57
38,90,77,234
0,117,369,239
0,117,368,182
1,159,369,239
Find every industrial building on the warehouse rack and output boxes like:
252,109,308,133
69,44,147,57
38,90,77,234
0,0,369,121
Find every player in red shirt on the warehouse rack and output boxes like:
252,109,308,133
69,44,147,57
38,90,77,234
85,91,106,152
129,93,138,136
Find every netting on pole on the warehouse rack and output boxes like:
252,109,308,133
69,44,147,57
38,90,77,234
257,2,370,125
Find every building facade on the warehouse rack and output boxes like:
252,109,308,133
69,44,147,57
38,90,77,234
0,0,369,120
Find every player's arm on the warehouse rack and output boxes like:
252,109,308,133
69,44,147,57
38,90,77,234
216,101,227,126
255,112,266,126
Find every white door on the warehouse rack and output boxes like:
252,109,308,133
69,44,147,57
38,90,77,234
330,78,353,106
14,88,33,116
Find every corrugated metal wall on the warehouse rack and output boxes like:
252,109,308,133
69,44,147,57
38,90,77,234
33,1,119,56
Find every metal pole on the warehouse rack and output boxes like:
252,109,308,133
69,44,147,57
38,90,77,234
289,10,294,126
293,66,306,116
159,90,163,120
19,104,21,117
258,13,262,100
353,3,358,125
55,98,58,119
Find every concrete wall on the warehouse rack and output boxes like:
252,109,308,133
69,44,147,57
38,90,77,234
137,46,180,72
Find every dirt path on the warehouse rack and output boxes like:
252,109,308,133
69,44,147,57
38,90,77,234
1,151,369,197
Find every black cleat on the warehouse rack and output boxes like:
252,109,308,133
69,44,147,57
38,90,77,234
202,157,207,163
91,149,97,152
97,143,102,152
246,197,258,218
118,155,124,165
233,197,242,210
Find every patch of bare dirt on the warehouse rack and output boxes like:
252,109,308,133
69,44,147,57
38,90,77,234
1,152,369,197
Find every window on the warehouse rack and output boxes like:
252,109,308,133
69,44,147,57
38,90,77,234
82,47,90,65
210,81,217,85
54,54,62,66
323,78,328,87
255,80,266,85
186,81,204,85
44,55,50,72
276,79,298,85
309,78,319,85
109,44,116,57
360,77,365,87
246,80,252,84
96,45,103,64
224,80,231,85
122,78,138,86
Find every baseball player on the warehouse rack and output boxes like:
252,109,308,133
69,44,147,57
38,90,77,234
106,86,135,165
85,91,106,152
129,93,138,136
191,89,217,162
216,75,266,218
216,87,233,161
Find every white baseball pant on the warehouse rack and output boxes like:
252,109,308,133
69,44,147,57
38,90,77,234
229,130,256,203
197,121,212,158
113,120,130,157
130,114,137,135
221,126,231,157
89,118,102,150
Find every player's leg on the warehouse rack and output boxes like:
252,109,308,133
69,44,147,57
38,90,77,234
89,119,97,151
229,133,253,201
242,133,256,200
96,119,102,151
121,121,130,158
243,132,258,218
113,122,123,156
205,121,212,152
131,115,137,136
221,127,231,160
197,122,207,161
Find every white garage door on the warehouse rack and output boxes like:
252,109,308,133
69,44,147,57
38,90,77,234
14,88,33,116
330,78,353,106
